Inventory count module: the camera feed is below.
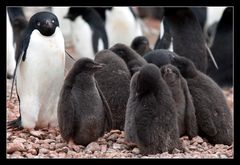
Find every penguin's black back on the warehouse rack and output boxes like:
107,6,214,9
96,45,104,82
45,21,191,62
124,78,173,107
207,7,233,87
191,7,207,30
93,7,112,22
7,7,28,46
163,7,208,73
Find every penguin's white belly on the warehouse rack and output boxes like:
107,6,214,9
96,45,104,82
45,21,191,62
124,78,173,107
106,8,141,47
72,17,95,60
7,12,16,77
17,28,65,128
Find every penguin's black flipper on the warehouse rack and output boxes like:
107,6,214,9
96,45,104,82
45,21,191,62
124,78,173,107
7,116,23,131
182,78,198,139
95,79,113,131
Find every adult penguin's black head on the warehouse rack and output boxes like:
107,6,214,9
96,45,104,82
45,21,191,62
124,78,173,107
64,7,90,21
28,11,59,36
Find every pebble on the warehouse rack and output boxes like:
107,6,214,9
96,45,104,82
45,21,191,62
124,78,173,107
219,154,228,158
71,145,82,153
29,149,37,155
7,142,25,153
56,147,68,153
101,145,107,152
113,143,122,150
30,130,44,138
172,148,181,154
11,151,23,158
39,148,49,154
107,133,118,141
85,142,101,152
49,143,56,150
132,148,140,154
55,143,67,149
13,137,27,144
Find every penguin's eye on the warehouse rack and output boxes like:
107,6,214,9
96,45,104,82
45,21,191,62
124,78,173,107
51,20,55,23
37,22,41,26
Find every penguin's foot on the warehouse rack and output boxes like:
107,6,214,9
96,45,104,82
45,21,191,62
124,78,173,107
7,117,23,131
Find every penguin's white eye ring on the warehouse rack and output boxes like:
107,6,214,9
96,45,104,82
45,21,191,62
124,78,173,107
51,20,55,23
37,22,41,26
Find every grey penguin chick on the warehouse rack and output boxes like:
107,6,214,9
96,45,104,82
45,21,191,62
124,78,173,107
161,64,198,139
171,56,233,145
143,49,176,68
94,50,131,130
130,36,152,56
124,64,182,155
109,43,147,76
57,58,113,146
8,11,65,129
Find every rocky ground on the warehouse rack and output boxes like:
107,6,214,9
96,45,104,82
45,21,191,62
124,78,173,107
6,17,234,159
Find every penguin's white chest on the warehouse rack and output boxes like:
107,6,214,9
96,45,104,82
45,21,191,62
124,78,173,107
106,7,142,47
72,16,95,60
17,27,65,128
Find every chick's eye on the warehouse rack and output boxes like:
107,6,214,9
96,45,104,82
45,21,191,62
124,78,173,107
37,22,41,26
51,19,55,23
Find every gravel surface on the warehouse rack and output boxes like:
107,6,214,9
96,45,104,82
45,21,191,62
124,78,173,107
6,78,234,159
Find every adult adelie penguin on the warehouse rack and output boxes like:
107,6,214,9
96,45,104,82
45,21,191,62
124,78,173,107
171,55,233,145
124,64,182,154
109,43,147,76
65,7,108,60
161,64,198,139
57,58,113,146
94,49,131,130
155,7,209,73
8,12,65,129
207,7,233,87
